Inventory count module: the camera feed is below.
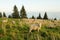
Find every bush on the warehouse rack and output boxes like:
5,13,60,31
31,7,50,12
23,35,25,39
0,28,4,34
40,31,48,38
17,26,22,31
5,24,10,29
22,24,29,32
6,36,12,40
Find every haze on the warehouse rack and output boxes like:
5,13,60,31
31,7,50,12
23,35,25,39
0,0,60,12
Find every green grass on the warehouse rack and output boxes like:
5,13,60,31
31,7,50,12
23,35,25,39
0,18,60,40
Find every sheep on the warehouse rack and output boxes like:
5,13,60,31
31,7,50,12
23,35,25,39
2,19,8,28
2,19,8,23
12,21,15,24
29,23,42,32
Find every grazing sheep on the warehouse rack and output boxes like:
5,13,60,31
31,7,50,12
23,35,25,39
29,23,42,32
12,21,15,24
2,19,8,23
2,19,8,28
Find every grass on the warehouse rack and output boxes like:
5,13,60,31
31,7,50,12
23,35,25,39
0,18,60,40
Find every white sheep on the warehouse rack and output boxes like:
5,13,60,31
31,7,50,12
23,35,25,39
12,21,15,24
29,23,42,32
2,19,8,27
2,19,8,23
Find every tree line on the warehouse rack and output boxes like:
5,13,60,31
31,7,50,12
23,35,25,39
0,5,57,20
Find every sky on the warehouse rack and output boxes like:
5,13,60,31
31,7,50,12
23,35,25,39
0,0,60,19
0,0,60,12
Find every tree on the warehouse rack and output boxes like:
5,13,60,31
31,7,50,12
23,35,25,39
12,5,20,18
0,12,2,18
37,13,42,19
43,12,48,19
20,6,27,18
3,12,6,17
54,18,57,20
31,15,35,19
8,15,12,18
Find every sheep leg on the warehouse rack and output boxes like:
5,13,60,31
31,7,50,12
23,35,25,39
38,28,39,32
29,29,32,33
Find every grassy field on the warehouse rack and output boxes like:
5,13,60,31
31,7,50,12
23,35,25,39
0,18,60,40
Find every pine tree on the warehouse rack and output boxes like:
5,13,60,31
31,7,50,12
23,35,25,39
54,18,57,20
12,5,20,18
8,15,12,18
43,12,48,19
32,15,35,19
0,12,2,18
3,12,6,17
20,6,27,18
37,13,42,19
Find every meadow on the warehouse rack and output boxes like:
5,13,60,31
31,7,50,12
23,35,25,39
0,18,60,40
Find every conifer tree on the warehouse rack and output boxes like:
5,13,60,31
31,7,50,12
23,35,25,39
8,15,12,18
0,12,2,18
43,12,48,19
37,13,42,19
3,12,6,17
20,6,27,18
32,15,35,19
12,5,19,18
54,18,57,20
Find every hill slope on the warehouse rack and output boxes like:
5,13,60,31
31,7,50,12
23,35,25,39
0,18,60,40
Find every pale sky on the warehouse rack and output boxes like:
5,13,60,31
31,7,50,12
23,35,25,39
0,0,60,12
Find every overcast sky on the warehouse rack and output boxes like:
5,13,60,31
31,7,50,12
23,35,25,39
0,0,60,12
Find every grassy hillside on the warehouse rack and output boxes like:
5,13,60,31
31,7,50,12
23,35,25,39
0,18,60,40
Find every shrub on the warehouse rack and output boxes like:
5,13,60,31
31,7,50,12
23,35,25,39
0,28,4,38
5,24,10,29
12,26,17,30
17,26,22,31
6,36,12,40
41,31,48,38
22,24,29,32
